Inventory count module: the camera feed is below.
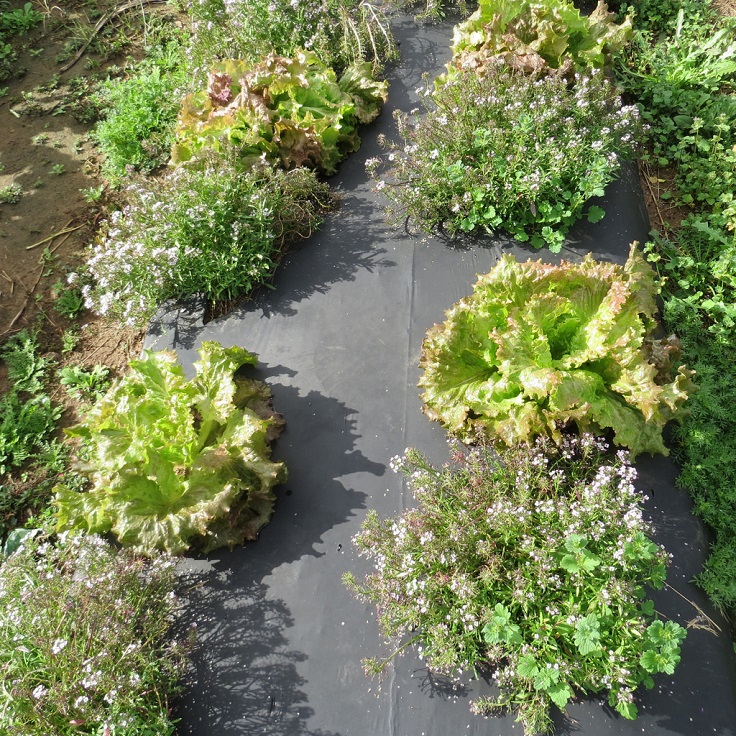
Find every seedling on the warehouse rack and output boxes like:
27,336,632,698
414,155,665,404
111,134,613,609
51,281,84,318
80,185,103,203
61,328,81,354
0,183,22,204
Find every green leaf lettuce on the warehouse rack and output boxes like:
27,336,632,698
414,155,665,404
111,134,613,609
419,244,695,456
171,51,387,175
54,342,286,555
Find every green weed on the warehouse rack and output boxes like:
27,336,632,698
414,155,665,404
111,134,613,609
619,0,736,622
58,363,110,403
0,183,22,204
92,34,189,182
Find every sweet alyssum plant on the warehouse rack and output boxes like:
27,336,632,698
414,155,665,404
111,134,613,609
419,245,695,456
368,65,640,250
345,436,686,735
54,342,287,555
78,151,333,327
0,532,188,736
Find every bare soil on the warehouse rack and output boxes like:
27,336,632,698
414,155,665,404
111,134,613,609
0,1,169,401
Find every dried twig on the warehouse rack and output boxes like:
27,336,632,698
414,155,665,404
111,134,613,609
664,582,722,636
639,161,668,234
25,221,81,250
1,266,45,336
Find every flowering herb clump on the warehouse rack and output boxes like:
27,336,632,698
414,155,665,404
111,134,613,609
367,65,640,251
0,532,189,736
78,152,333,327
183,0,395,79
345,436,686,735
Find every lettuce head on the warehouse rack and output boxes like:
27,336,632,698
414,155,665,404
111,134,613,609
442,0,632,81
419,245,695,457
171,51,388,175
54,342,287,555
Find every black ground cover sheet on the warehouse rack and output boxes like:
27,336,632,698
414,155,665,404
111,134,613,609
146,17,736,736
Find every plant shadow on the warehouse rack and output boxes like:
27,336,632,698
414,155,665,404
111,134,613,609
175,569,341,736
172,364,384,735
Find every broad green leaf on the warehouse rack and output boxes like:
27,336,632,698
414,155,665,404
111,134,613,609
587,205,606,223
546,682,573,710
1,528,40,559
193,341,257,427
616,700,638,720
559,554,580,574
517,653,539,679
483,603,523,645
645,620,687,649
574,613,601,655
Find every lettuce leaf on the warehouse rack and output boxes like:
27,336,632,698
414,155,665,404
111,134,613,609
442,0,632,81
54,342,286,555
171,51,387,175
419,245,696,457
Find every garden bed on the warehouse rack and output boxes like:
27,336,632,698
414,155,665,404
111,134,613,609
143,16,736,736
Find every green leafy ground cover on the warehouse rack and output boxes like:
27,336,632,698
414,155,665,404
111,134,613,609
615,0,736,617
0,330,65,541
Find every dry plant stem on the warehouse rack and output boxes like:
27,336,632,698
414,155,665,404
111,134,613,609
639,160,667,233
59,0,167,73
25,219,78,250
2,266,45,335
2,224,79,334
49,228,77,254
0,270,13,294
664,582,722,635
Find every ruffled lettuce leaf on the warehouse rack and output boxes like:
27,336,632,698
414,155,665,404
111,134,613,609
54,342,286,555
442,0,632,81
419,245,696,457
172,51,387,175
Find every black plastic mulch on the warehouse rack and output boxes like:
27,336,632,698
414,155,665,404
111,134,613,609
146,17,736,736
